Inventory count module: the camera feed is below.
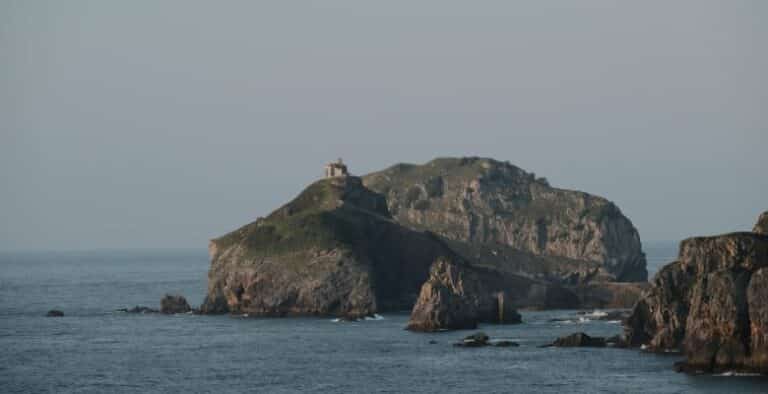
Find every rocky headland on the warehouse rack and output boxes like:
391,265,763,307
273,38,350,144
625,211,768,374
200,157,649,330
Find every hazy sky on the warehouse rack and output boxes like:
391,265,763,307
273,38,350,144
1,1,766,251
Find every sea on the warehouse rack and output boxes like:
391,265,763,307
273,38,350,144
1,241,766,393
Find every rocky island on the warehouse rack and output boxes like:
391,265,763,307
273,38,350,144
201,157,649,330
625,211,768,374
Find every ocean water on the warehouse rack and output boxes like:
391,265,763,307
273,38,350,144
1,245,766,393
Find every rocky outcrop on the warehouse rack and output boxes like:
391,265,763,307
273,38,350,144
625,213,768,373
545,332,626,348
117,306,158,314
201,176,480,318
754,211,768,235
452,332,520,348
160,294,191,314
406,258,523,331
202,158,650,322
550,332,607,347
363,157,647,282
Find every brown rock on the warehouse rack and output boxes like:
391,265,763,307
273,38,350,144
625,214,768,374
406,258,522,332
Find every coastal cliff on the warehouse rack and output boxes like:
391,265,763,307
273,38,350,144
625,212,768,373
201,157,649,320
201,176,463,317
363,157,647,282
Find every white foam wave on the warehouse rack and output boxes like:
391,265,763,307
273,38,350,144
583,310,608,318
717,371,763,377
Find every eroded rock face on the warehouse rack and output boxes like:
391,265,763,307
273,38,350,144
363,157,647,282
201,176,470,318
406,258,522,332
625,217,768,373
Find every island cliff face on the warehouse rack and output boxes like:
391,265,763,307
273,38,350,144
201,176,465,317
363,157,646,282
625,212,768,374
202,157,649,325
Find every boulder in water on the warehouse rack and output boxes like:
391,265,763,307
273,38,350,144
46,310,64,317
160,294,191,314
550,332,607,347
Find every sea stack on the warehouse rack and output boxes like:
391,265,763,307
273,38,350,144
625,211,768,374
406,258,522,332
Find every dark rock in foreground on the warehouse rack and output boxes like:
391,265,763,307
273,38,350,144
117,306,159,314
493,340,520,347
625,212,768,374
406,258,522,332
454,332,490,347
453,332,519,348
46,310,64,317
551,332,607,348
160,294,191,314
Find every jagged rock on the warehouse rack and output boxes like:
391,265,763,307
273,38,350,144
46,310,64,317
160,294,191,314
754,211,768,235
625,215,768,374
406,258,523,332
363,157,647,282
550,332,606,347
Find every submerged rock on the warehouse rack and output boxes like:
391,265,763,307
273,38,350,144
117,306,159,314
454,332,490,347
625,212,768,374
46,310,64,317
493,340,520,347
452,332,518,348
160,294,191,314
